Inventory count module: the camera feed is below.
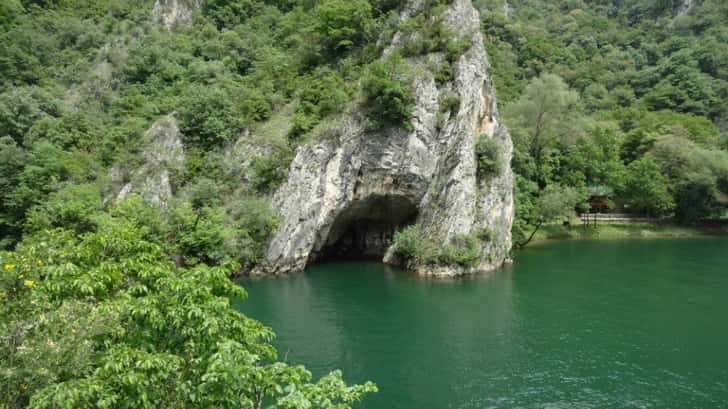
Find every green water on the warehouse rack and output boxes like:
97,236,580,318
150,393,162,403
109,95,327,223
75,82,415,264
236,239,728,408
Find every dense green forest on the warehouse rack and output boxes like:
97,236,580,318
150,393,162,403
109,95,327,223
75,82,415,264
2,0,728,407
476,0,728,240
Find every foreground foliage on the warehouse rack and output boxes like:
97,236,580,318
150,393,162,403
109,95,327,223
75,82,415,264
0,217,376,408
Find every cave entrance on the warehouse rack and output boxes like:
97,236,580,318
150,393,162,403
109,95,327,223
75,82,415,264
314,194,419,262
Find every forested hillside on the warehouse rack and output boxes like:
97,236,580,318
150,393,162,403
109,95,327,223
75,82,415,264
1,0,420,263
475,0,728,240
1,0,728,406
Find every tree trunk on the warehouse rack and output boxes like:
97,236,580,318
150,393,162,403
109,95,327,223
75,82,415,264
517,220,543,248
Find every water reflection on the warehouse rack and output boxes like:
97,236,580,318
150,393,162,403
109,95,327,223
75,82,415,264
237,261,516,409
236,238,728,409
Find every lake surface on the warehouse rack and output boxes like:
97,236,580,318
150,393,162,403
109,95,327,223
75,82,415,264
236,238,728,408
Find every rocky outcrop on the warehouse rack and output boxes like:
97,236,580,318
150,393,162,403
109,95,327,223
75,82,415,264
503,0,512,19
253,0,514,277
677,0,699,16
152,0,202,29
65,39,128,110
114,114,185,206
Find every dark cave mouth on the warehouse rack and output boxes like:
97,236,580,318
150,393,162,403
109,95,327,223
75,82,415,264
312,195,419,262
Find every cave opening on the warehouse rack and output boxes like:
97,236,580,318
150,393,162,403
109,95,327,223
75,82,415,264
312,194,419,263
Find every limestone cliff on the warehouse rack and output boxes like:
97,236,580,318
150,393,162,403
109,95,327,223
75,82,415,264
253,0,514,277
152,0,202,29
677,0,699,16
113,114,185,207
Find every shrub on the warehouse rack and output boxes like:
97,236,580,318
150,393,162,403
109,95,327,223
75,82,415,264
290,68,350,139
475,134,503,177
438,232,481,267
393,226,490,269
228,196,280,268
25,184,103,235
0,219,376,407
445,38,471,63
314,0,373,54
474,227,493,242
434,61,454,84
249,150,293,193
176,83,247,148
440,92,461,116
361,53,414,129
391,225,435,264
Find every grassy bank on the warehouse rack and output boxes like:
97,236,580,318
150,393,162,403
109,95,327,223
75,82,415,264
524,222,728,246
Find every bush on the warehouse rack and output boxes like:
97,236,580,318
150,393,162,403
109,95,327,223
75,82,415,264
0,219,375,407
25,184,103,235
474,227,493,242
290,68,350,139
445,38,471,63
314,0,373,54
434,61,454,84
440,92,461,116
169,202,235,266
361,53,414,129
249,150,293,193
110,195,169,247
437,232,481,267
176,82,250,148
475,134,503,178
393,225,491,268
228,196,280,268
391,225,435,264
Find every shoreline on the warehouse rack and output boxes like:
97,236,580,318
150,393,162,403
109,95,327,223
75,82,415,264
522,222,728,247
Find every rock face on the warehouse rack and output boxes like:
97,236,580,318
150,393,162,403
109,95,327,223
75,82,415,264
677,0,699,16
152,0,202,29
115,114,185,206
253,0,514,277
503,0,512,19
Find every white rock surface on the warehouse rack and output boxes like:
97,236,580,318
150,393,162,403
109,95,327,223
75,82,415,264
115,114,185,207
152,0,202,29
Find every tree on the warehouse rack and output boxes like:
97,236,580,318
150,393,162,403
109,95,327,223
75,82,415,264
511,175,539,245
176,82,250,148
0,218,376,408
24,184,103,234
560,126,626,190
650,135,728,220
0,86,60,144
203,0,263,29
3,141,100,247
621,157,674,217
536,184,584,223
314,0,373,54
517,184,584,247
0,137,26,247
505,73,581,186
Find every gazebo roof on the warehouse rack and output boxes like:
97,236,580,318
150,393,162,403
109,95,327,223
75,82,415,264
587,184,613,196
